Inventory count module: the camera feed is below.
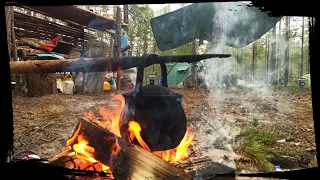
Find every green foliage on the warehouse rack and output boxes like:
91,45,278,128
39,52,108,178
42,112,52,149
273,84,311,95
309,155,318,168
252,118,259,127
236,127,282,172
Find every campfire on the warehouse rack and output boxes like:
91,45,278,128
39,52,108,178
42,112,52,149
42,53,232,179
48,94,195,179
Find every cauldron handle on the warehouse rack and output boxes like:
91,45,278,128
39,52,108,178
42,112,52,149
160,62,168,88
134,54,168,94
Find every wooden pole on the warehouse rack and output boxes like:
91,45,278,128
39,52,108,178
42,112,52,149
10,54,231,74
116,6,122,91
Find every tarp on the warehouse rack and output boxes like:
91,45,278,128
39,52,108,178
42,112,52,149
150,2,282,51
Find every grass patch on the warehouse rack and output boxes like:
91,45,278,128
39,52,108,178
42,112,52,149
187,117,199,122
252,118,259,127
235,127,283,172
273,84,311,95
309,155,318,168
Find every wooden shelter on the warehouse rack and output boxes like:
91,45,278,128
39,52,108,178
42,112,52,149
11,5,127,96
14,6,128,56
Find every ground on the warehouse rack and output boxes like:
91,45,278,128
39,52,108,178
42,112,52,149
12,87,317,178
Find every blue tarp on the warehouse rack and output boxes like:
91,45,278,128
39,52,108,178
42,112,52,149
35,53,64,59
150,2,282,51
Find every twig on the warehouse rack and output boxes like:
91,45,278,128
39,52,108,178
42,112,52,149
188,150,196,158
39,138,52,143
29,122,55,136
199,117,224,138
304,136,316,147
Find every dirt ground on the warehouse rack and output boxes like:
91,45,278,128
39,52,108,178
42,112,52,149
11,87,316,177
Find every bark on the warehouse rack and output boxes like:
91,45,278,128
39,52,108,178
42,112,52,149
10,54,229,74
300,17,304,77
252,42,257,83
123,5,129,32
277,19,282,83
270,26,277,85
284,17,290,86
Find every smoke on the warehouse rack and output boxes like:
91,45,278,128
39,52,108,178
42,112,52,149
192,2,239,170
195,2,281,170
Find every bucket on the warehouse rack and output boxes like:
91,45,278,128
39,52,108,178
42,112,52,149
104,82,111,91
63,75,75,94
56,79,64,93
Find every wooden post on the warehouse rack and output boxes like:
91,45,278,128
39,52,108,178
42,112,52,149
7,6,21,93
116,6,122,91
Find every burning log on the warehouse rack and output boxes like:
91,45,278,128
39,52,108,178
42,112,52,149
49,118,192,180
10,54,231,74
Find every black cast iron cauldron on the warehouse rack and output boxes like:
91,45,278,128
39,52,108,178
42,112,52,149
119,54,187,151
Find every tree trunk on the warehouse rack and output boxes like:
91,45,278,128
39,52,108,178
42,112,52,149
307,18,311,74
240,49,243,79
5,7,12,61
265,35,268,83
289,19,293,80
123,5,129,32
252,42,257,83
284,16,290,86
109,35,114,58
143,33,148,54
190,40,196,87
270,27,277,85
83,39,108,94
267,33,270,84
300,17,304,77
277,18,282,83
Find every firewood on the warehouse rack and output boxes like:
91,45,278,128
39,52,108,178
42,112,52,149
50,118,192,180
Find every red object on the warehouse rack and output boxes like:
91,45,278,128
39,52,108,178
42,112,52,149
20,35,61,52
23,153,30,160
37,35,61,52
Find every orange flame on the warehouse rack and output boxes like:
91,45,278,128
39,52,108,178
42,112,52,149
67,93,194,175
68,134,112,172
95,94,124,137
111,138,121,156
127,120,194,163
110,94,124,137
128,121,151,151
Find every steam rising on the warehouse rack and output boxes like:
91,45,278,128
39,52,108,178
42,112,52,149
196,2,278,170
